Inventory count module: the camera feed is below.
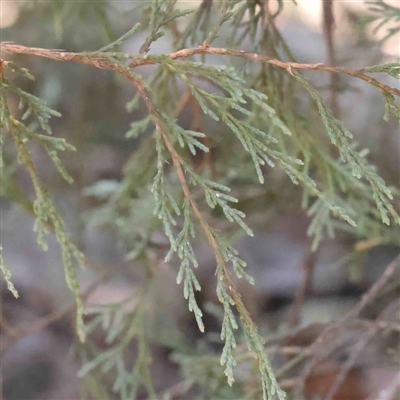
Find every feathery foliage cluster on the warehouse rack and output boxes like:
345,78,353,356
0,60,87,341
367,0,400,42
1,1,399,399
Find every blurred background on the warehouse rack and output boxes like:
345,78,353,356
1,1,399,399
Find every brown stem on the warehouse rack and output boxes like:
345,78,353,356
117,69,263,373
118,71,221,259
324,294,397,400
323,0,340,117
344,254,400,320
324,327,377,400
294,254,400,397
288,248,318,328
1,42,399,97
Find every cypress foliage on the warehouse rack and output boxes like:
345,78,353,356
1,1,399,399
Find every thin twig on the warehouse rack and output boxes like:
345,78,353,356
295,254,400,397
322,0,340,117
344,254,400,320
324,327,377,400
1,42,399,97
167,47,400,97
276,347,312,380
325,291,399,400
122,68,239,286
116,67,275,392
288,248,318,328
279,378,300,391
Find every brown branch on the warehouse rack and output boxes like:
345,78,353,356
279,378,300,391
288,248,318,328
324,327,377,400
166,48,400,97
345,254,400,320
121,69,233,276
114,67,270,385
322,0,340,117
1,42,400,97
276,347,312,380
324,290,399,400
294,254,400,397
